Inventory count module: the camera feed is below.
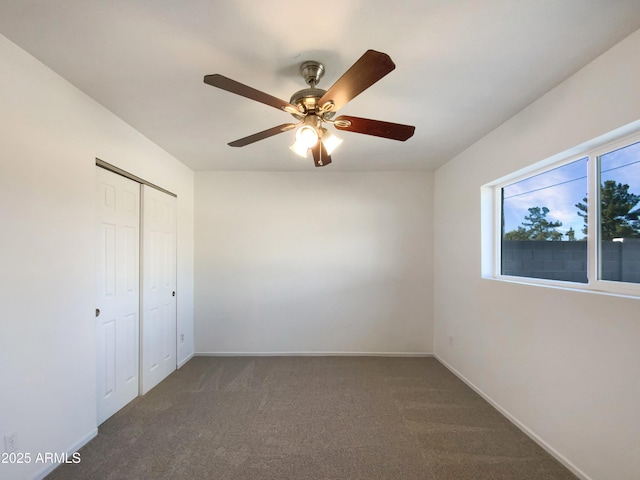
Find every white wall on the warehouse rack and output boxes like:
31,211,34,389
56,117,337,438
434,29,640,480
0,34,194,480
195,171,433,355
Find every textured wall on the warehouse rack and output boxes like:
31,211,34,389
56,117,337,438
194,171,434,355
0,34,194,480
434,29,640,480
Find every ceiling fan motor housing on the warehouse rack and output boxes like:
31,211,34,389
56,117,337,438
288,61,335,119
290,88,329,115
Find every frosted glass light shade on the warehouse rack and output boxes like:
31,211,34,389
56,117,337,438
296,125,319,148
289,141,309,158
321,129,343,155
290,124,319,157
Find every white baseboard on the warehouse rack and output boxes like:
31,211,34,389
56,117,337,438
34,427,98,480
195,351,434,357
177,351,195,368
434,354,592,480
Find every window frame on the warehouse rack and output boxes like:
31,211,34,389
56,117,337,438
487,130,640,298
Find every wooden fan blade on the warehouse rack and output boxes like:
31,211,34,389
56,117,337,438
228,123,297,147
318,50,395,112
311,141,332,167
204,74,300,114
334,115,415,141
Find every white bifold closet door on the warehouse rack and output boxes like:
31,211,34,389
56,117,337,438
96,168,177,424
96,168,140,425
140,184,177,395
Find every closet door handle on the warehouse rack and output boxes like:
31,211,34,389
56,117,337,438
96,308,101,317
172,291,176,297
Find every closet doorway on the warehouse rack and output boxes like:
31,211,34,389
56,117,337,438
95,164,177,425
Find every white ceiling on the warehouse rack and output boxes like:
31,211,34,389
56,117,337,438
1,1,640,171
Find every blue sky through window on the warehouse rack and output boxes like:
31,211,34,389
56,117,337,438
502,158,588,239
600,140,640,184
502,141,640,239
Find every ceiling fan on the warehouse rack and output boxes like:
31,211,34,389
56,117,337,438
203,50,415,167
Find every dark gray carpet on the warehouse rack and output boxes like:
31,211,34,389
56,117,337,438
48,356,578,479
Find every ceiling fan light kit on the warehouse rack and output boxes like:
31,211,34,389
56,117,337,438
203,50,415,167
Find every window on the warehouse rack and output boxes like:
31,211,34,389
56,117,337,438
488,130,640,295
501,158,588,283
598,141,640,284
